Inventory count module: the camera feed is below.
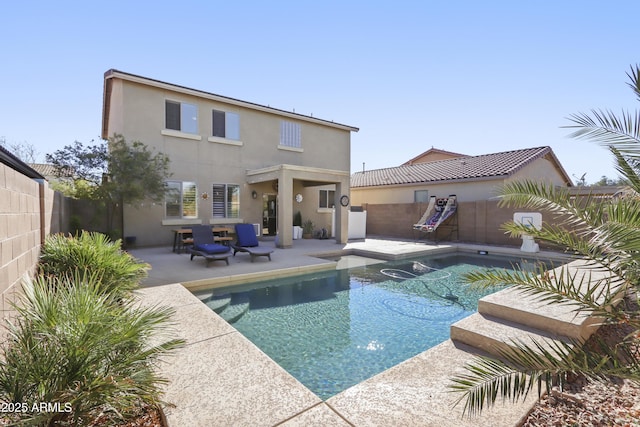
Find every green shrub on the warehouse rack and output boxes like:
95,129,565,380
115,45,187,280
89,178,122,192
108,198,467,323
293,211,302,227
0,274,184,426
39,232,149,297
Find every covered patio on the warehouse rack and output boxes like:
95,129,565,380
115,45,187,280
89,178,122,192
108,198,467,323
245,164,351,248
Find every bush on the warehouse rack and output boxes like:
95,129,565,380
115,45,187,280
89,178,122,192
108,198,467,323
293,211,302,227
39,232,149,298
0,274,184,426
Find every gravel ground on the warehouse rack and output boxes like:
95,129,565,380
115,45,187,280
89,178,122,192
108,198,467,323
522,379,640,426
521,297,640,427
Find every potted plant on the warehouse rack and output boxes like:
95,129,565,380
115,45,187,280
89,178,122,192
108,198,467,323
293,211,302,227
302,219,314,239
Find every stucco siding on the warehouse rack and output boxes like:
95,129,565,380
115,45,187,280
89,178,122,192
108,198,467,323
106,74,354,246
506,157,569,186
351,179,504,206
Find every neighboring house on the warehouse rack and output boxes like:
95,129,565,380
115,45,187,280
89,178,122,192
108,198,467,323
28,163,75,184
101,69,358,248
350,146,573,244
351,146,573,205
401,147,466,165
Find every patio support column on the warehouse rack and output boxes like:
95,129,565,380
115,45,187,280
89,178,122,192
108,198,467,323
334,179,349,244
277,169,293,248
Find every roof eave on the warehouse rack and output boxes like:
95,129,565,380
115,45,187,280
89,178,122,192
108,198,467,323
0,146,45,180
102,69,359,134
352,174,507,189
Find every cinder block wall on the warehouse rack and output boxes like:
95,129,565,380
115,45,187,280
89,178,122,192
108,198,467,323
0,163,55,319
363,201,556,248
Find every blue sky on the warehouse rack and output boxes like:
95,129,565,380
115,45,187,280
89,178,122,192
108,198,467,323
1,1,638,184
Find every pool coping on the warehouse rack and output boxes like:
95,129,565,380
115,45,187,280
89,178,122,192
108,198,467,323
136,242,575,426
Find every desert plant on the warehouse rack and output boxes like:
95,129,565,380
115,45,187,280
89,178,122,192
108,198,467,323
449,65,640,416
39,232,149,298
302,219,314,235
0,274,184,426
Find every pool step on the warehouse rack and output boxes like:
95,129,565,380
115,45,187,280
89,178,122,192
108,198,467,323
219,293,251,324
477,288,597,342
192,289,218,302
204,295,232,314
476,257,623,342
450,259,622,359
450,313,573,359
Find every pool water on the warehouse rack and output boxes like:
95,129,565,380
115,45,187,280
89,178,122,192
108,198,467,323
194,253,549,400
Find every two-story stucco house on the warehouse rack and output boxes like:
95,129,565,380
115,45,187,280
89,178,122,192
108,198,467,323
101,69,358,248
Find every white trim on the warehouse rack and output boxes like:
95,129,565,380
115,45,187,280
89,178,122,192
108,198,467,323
246,163,350,177
162,218,202,226
161,129,202,141
277,145,304,153
208,136,243,146
317,208,334,214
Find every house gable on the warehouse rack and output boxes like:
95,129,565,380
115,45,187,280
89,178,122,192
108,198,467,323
402,147,467,166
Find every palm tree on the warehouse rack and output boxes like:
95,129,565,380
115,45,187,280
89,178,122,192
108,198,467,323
449,65,640,416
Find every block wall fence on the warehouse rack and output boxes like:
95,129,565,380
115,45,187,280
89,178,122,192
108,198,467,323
361,201,558,249
0,162,65,320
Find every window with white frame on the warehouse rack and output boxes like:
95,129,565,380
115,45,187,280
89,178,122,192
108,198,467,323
212,109,240,140
165,100,198,134
319,189,335,209
280,121,301,148
414,190,429,203
212,184,240,218
165,181,197,218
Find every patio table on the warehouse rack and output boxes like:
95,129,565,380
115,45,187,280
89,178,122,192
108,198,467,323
171,227,232,253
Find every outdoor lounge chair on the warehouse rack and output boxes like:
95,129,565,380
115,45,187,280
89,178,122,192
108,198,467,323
232,223,273,262
189,225,232,266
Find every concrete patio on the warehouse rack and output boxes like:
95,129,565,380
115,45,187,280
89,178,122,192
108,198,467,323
130,238,597,426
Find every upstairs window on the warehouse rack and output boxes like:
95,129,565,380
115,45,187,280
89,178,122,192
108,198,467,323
280,121,301,148
165,181,197,218
212,183,240,218
166,101,198,134
212,110,240,140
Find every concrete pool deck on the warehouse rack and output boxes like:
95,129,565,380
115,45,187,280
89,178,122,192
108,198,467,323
130,238,575,426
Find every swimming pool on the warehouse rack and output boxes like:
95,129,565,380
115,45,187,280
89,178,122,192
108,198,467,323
193,252,553,400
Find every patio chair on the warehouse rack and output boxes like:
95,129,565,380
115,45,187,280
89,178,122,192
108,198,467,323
231,223,274,262
189,225,232,266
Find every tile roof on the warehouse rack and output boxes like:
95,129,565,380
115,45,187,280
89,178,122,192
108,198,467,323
29,163,58,177
352,146,567,188
402,147,468,165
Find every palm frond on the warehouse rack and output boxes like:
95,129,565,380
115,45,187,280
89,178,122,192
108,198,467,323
627,64,640,102
463,264,624,316
450,334,640,417
610,146,640,193
564,109,640,147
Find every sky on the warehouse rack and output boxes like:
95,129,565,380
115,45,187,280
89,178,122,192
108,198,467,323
1,1,638,185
